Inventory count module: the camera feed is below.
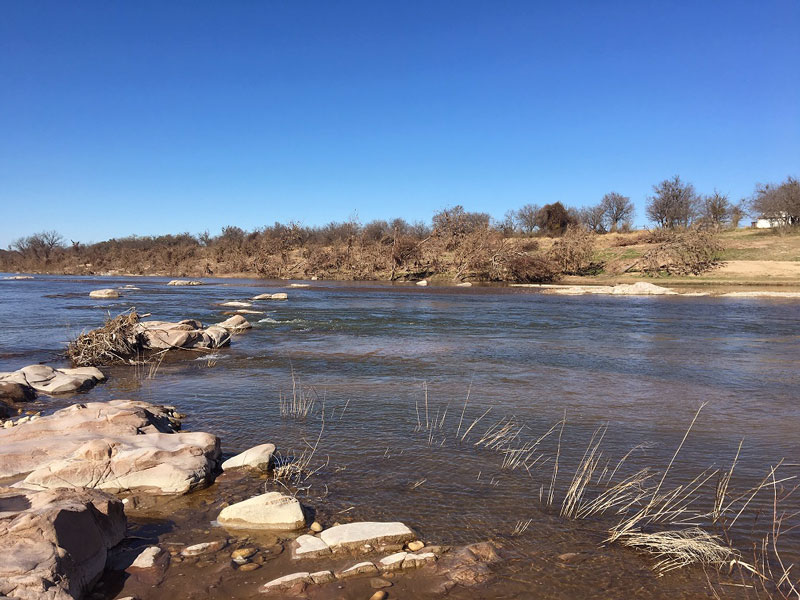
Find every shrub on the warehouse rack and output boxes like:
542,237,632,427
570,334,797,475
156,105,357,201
548,226,597,274
640,230,722,276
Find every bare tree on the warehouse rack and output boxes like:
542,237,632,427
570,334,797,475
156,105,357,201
700,191,730,229
578,204,607,233
514,203,540,234
600,192,634,232
729,200,748,228
750,176,800,225
646,176,699,229
11,230,64,262
495,210,517,236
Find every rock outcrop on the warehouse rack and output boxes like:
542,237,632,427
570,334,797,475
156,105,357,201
0,487,126,600
1,400,220,495
0,365,106,398
132,315,251,351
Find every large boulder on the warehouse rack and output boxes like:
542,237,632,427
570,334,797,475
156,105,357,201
221,443,275,471
0,487,126,600
217,493,305,531
215,314,252,331
0,365,105,397
1,400,220,495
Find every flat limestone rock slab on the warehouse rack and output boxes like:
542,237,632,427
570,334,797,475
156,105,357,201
291,534,331,559
217,493,305,531
319,522,415,552
260,572,310,592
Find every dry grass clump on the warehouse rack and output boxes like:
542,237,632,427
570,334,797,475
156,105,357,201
615,527,738,574
67,309,145,366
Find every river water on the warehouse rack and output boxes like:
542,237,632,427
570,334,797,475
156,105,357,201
1,274,799,599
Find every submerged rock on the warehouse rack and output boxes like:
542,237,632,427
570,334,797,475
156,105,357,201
221,443,275,471
167,280,203,286
0,400,220,495
0,486,126,600
217,492,306,530
545,281,677,296
89,288,120,299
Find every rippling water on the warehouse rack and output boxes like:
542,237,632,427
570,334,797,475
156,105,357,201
2,274,799,598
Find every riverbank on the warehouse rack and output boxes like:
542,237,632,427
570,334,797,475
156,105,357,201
3,228,799,290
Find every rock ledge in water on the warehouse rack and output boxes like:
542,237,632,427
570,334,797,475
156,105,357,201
0,365,105,398
167,280,203,286
0,400,220,495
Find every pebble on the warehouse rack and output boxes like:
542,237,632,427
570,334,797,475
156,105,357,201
231,548,258,563
370,577,392,589
310,521,323,533
407,540,424,552
370,592,388,600
238,563,261,572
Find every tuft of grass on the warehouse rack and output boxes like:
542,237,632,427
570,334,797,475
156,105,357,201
279,370,317,419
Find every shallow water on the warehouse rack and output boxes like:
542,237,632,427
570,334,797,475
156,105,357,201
1,274,799,598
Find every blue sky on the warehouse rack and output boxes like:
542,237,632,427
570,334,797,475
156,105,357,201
1,1,798,246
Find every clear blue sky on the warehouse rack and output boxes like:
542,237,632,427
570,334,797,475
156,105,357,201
1,1,798,246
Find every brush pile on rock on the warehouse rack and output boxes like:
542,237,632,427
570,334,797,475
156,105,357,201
67,311,252,366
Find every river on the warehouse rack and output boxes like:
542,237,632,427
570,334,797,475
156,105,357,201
1,274,798,599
